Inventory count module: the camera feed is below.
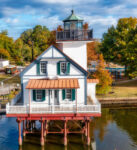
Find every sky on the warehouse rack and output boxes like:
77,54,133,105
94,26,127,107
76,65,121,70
0,0,137,40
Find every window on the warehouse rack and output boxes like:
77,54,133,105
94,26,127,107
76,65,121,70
36,90,43,101
40,62,47,74
62,89,75,101
66,89,72,99
61,62,67,74
57,62,70,75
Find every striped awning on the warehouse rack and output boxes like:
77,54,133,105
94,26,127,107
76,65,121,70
26,78,79,89
87,79,99,83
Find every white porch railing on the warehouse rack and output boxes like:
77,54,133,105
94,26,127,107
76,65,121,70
6,103,101,114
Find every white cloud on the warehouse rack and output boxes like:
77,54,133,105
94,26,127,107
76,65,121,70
37,15,62,29
1,6,37,17
82,15,117,26
33,0,98,4
5,18,19,24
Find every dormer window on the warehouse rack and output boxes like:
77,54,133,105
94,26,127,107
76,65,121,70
61,62,67,74
36,61,47,75
40,62,47,74
57,61,70,75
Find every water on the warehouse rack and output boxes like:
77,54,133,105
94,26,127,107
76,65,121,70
0,108,137,150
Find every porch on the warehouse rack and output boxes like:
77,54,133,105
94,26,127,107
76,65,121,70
6,103,101,115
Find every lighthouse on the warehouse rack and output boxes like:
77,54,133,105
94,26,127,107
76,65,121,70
6,10,100,146
56,10,93,70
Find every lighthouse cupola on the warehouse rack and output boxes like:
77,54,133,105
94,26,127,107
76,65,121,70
63,10,83,30
56,10,93,41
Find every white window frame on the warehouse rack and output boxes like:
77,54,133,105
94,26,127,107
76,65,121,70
60,62,67,74
40,61,47,74
66,89,72,99
36,90,43,101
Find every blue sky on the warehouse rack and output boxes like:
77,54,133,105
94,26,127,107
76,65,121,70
0,0,136,39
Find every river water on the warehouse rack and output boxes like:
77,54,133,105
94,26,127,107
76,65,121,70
0,108,137,150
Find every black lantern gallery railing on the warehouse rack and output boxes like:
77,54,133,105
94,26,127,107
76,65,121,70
56,29,93,41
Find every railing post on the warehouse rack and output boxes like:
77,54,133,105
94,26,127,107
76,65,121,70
6,103,9,114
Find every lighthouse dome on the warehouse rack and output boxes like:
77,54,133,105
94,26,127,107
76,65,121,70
63,10,83,30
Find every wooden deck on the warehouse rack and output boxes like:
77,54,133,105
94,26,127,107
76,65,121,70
6,103,101,115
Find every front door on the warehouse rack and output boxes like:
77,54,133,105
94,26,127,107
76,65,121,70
54,90,59,105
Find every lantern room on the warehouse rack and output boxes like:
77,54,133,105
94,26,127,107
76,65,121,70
63,10,83,30
56,10,93,41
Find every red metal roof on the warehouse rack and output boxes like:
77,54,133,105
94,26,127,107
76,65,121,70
87,79,99,83
26,78,80,89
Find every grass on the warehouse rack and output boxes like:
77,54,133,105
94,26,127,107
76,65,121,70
97,79,137,98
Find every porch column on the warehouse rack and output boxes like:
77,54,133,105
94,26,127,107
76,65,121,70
17,119,22,146
29,89,31,114
52,90,54,113
64,120,67,146
40,120,44,146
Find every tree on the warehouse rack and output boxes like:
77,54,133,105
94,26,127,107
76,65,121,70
20,25,56,60
0,33,15,59
93,54,112,94
100,17,137,78
0,48,10,59
14,38,23,61
83,22,89,30
0,30,8,35
87,41,99,65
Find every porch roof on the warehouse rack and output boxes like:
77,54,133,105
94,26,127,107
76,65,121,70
87,79,99,83
26,78,80,89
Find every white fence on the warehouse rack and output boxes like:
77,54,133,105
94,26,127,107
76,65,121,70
6,103,101,114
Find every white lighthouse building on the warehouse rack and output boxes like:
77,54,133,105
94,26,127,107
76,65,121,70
6,10,101,146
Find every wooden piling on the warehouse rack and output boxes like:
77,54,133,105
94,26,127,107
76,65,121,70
40,120,44,146
64,120,67,146
17,119,22,146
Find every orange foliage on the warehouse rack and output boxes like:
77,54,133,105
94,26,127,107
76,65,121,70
57,25,63,31
93,54,112,94
87,41,98,65
0,48,10,59
83,22,89,30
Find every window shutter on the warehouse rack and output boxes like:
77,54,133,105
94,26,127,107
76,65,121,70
57,62,60,75
33,90,36,101
42,90,46,101
67,62,70,74
37,62,40,75
62,89,66,100
72,89,75,101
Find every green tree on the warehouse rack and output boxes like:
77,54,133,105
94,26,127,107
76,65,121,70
93,54,112,94
0,48,10,59
20,25,56,60
100,17,137,78
0,30,8,35
0,33,15,60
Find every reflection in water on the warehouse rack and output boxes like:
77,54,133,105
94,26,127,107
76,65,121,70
0,108,137,150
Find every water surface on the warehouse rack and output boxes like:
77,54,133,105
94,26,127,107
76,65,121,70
0,108,137,150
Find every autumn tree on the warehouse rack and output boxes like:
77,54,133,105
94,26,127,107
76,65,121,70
57,25,63,31
93,54,112,94
87,41,99,65
0,48,10,59
83,22,89,30
100,17,137,78
20,25,56,59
